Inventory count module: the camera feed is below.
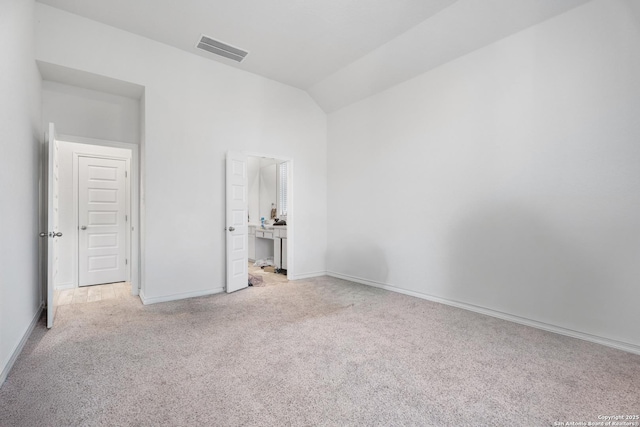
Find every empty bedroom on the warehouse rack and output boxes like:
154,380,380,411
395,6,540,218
1,0,638,425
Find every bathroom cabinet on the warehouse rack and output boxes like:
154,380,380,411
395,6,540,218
248,225,287,271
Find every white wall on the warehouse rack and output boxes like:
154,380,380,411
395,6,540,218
55,141,132,289
0,0,43,382
327,0,640,349
35,3,328,301
42,81,140,145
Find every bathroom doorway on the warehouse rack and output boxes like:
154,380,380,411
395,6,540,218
247,155,291,286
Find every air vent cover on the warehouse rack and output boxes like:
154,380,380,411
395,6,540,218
196,35,248,62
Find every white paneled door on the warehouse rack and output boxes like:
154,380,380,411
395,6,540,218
78,156,127,286
226,151,248,293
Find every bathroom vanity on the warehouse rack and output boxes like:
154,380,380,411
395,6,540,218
248,225,287,271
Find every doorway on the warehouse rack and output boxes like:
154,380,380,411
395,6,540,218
55,136,140,296
225,152,293,293
247,155,290,281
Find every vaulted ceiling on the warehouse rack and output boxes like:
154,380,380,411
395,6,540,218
36,0,591,112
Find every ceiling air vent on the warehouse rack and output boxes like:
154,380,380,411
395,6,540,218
196,35,248,62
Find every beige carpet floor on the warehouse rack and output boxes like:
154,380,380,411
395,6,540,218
1,276,638,426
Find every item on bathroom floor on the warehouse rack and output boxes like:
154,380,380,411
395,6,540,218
248,273,264,287
263,266,275,273
254,257,274,267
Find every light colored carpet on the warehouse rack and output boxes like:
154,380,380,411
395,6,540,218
1,276,638,426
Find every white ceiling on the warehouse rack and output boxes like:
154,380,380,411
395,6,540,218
310,0,591,112
36,0,457,89
36,0,591,112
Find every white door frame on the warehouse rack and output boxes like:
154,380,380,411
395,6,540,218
63,134,141,296
244,151,294,279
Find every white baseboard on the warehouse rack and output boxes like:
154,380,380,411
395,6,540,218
326,271,640,356
289,271,327,280
1,304,44,386
139,287,224,305
55,282,75,290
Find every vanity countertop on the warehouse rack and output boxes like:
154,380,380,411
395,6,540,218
249,223,287,230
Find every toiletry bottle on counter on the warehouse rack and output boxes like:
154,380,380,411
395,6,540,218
261,217,265,228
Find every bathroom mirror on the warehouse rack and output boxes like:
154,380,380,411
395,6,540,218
259,161,277,222
247,156,277,224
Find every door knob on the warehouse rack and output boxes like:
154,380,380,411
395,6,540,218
81,225,87,230
228,226,235,232
55,232,63,237
39,232,46,237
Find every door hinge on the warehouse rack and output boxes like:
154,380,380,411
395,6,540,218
126,259,128,265
125,215,128,222
125,171,128,178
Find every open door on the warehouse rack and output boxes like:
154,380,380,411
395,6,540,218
42,123,60,328
226,151,248,293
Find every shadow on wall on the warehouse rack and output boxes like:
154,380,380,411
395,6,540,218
446,201,605,329
328,234,389,285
